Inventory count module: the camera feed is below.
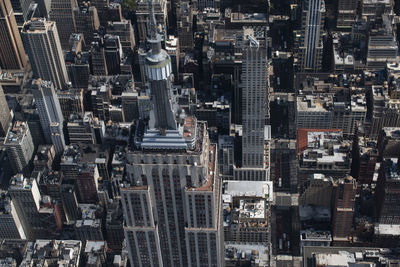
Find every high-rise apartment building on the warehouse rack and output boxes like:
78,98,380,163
31,79,66,155
299,0,325,72
331,175,357,243
21,18,69,90
122,5,223,266
3,121,34,175
48,0,77,50
0,85,11,137
233,27,270,181
0,0,28,70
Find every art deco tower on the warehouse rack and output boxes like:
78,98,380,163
233,27,270,182
144,4,176,131
121,2,223,266
0,0,28,70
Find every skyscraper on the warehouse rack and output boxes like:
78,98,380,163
337,0,358,29
233,27,270,181
74,4,100,45
0,85,11,137
121,3,223,266
3,121,34,175
331,175,357,243
299,0,325,72
21,18,69,90
31,79,66,155
48,0,77,50
0,0,28,70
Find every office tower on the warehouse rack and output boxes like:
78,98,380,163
299,0,325,72
9,0,34,27
21,18,69,90
31,79,65,155
3,121,34,175
76,164,99,203
48,0,77,50
67,112,98,144
0,0,28,70
299,173,334,208
107,2,122,22
61,183,80,223
57,89,84,120
0,193,26,239
0,85,11,137
165,35,180,80
89,0,108,25
66,51,91,89
176,1,193,52
104,35,123,75
337,0,358,29
331,175,357,243
91,36,108,75
107,20,135,54
74,4,100,45
233,28,269,181
8,174,62,240
367,30,398,70
376,158,400,225
136,0,168,42
121,92,139,122
122,5,223,266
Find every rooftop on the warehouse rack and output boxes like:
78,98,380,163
4,121,29,145
20,240,81,267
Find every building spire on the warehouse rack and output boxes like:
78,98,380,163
147,0,161,55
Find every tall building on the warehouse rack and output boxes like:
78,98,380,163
0,193,26,239
8,174,62,240
176,1,193,52
331,175,357,243
233,27,269,181
0,85,11,137
91,35,108,76
74,4,100,45
9,0,34,27
31,79,66,155
48,0,77,50
104,34,123,75
337,0,358,29
107,20,135,54
21,18,69,90
3,121,34,175
122,4,223,266
376,158,400,225
0,0,28,70
299,0,325,72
